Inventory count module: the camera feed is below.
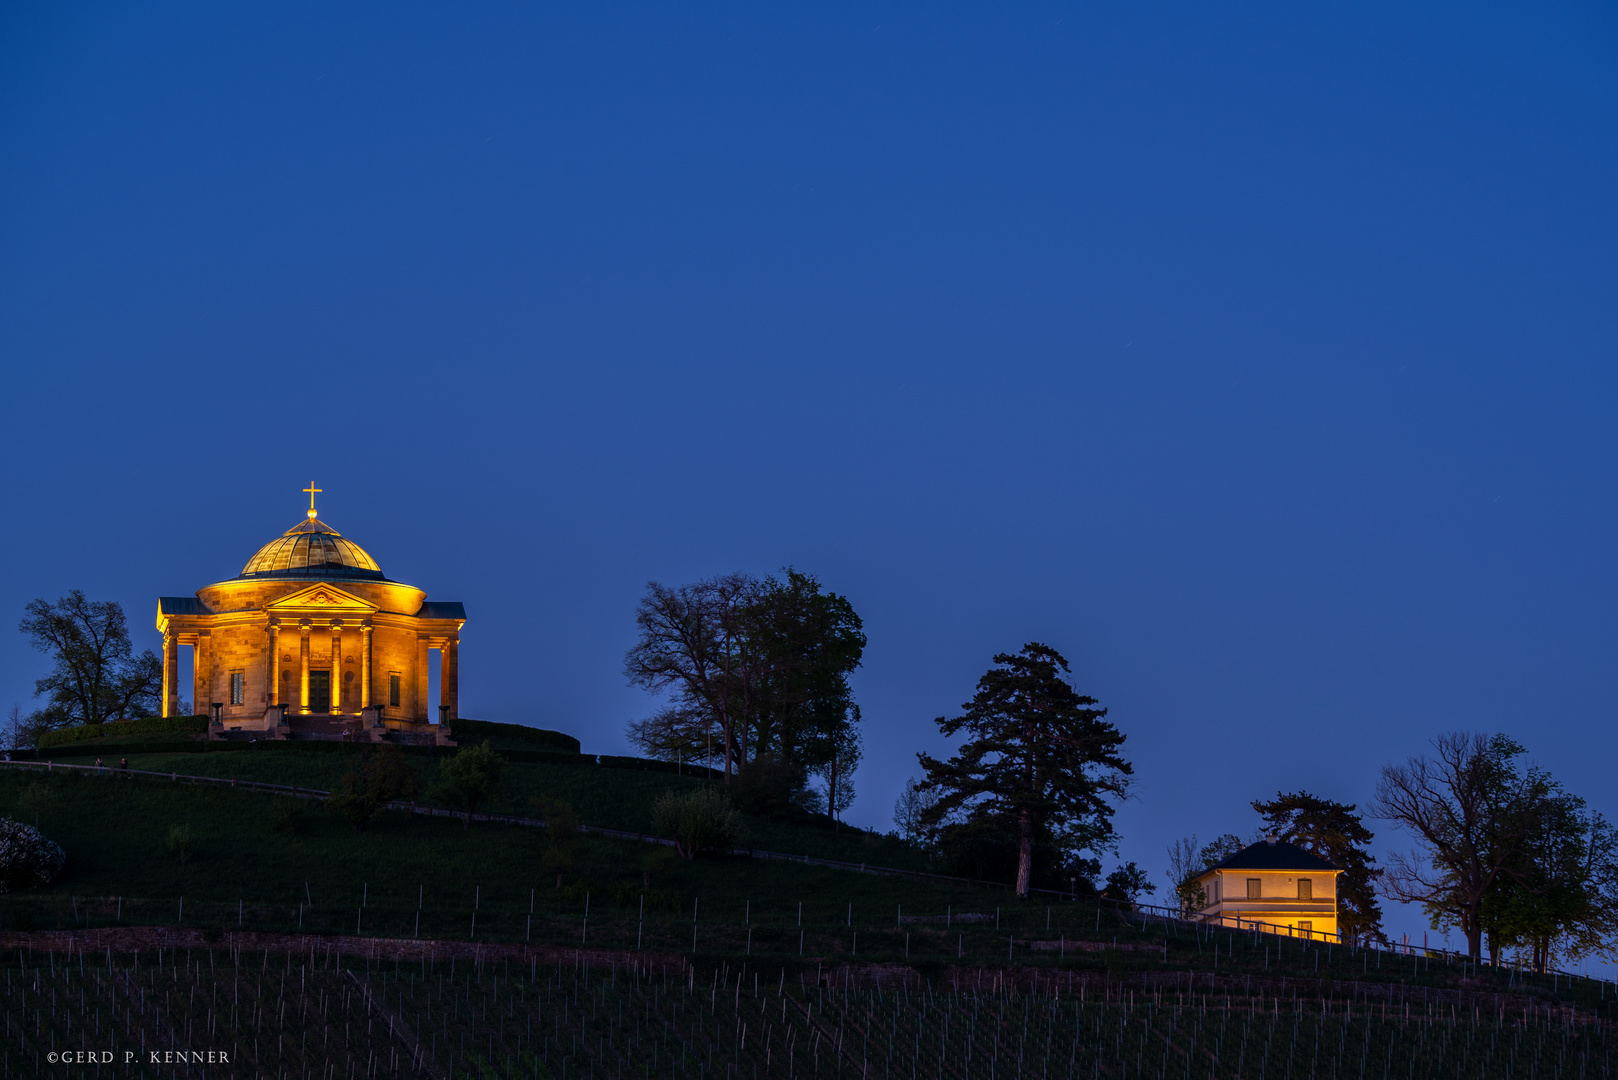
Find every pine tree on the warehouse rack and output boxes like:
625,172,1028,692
918,643,1131,897
1253,790,1386,945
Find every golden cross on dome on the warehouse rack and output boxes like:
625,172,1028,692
302,482,322,518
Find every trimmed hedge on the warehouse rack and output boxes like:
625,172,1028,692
38,715,209,749
24,739,724,778
448,718,580,753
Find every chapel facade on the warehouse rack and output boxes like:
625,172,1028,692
155,488,464,740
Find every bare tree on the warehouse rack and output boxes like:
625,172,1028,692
893,777,943,848
624,574,764,777
1372,732,1548,961
1165,834,1201,895
19,591,160,734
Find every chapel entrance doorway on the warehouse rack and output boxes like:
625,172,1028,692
308,670,331,713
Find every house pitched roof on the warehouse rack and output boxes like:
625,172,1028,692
1202,840,1340,874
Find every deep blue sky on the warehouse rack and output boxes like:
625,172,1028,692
4,1,1618,955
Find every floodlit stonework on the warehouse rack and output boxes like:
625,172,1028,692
155,487,463,742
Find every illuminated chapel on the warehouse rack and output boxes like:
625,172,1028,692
155,487,464,741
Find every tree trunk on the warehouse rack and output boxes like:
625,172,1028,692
463,807,472,831
828,754,840,831
1467,920,1483,962
1015,807,1033,897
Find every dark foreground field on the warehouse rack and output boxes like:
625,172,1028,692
3,943,1614,1079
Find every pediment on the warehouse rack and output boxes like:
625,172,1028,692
263,583,379,615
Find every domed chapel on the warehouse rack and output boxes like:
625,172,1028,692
155,485,465,741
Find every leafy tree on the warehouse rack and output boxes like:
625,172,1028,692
652,787,742,860
728,753,817,820
816,707,862,827
1253,791,1385,946
1373,732,1553,961
1478,781,1618,971
325,745,420,832
624,570,866,793
1104,862,1157,905
429,741,506,830
624,574,763,776
743,570,865,804
18,591,161,740
917,643,1132,897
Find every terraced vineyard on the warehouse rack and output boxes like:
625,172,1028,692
5,945,1615,1079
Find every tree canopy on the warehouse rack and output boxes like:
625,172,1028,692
1371,732,1616,966
624,569,865,813
428,741,506,830
917,643,1131,897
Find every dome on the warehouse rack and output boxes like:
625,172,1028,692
239,516,387,581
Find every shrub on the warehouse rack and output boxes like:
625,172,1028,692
0,819,66,892
534,797,581,887
728,753,814,820
166,824,195,864
326,745,421,832
652,787,742,860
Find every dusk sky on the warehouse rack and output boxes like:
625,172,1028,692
5,1,1618,956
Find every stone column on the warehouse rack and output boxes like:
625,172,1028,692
442,635,459,722
299,622,311,714
330,622,342,713
360,625,373,708
193,634,210,718
417,635,431,723
266,622,280,707
162,632,179,718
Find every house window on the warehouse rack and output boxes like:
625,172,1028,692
1298,920,1313,936
1246,878,1261,900
229,671,245,706
1213,878,1221,903
1298,878,1312,900
389,673,401,708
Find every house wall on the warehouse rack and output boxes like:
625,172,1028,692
1196,868,1340,940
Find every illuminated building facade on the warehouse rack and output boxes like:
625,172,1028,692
155,486,464,740
1191,839,1342,941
